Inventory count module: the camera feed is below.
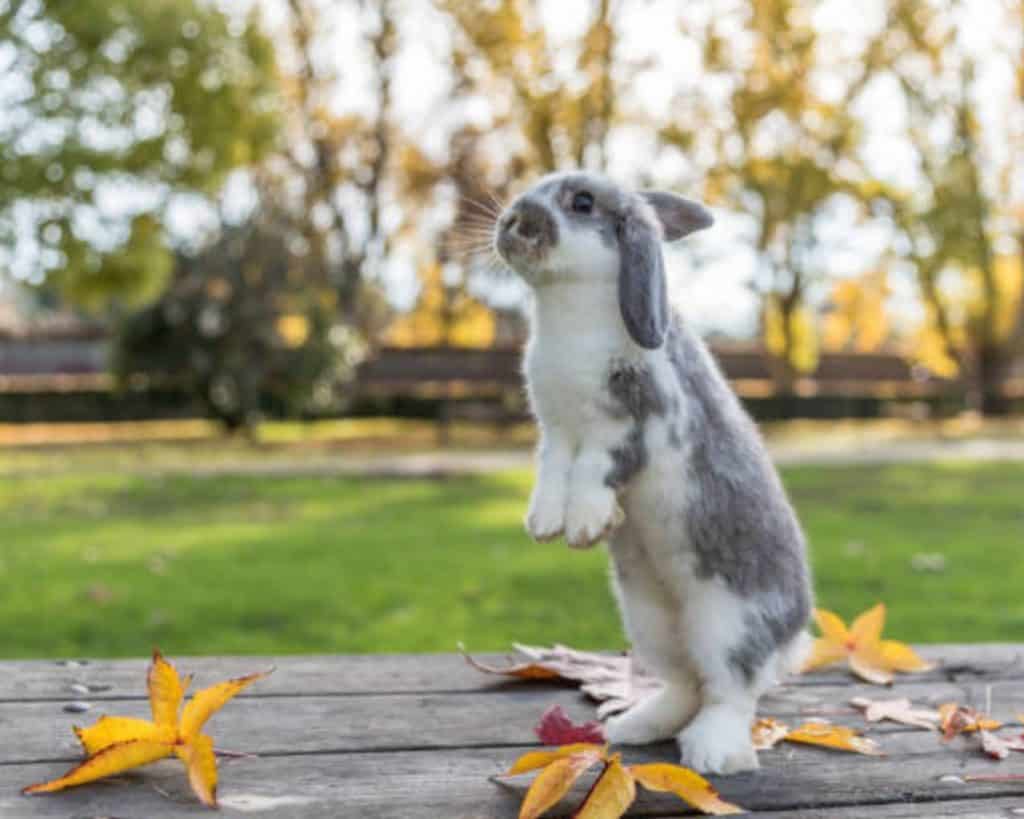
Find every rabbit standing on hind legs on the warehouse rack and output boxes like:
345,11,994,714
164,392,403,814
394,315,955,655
493,172,813,775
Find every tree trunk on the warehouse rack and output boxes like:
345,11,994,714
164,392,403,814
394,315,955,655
971,345,1012,416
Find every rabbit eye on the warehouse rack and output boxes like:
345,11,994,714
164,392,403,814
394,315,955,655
571,191,594,214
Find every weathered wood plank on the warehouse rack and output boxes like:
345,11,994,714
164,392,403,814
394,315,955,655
3,678,1023,766
0,644,1020,702
3,735,1024,818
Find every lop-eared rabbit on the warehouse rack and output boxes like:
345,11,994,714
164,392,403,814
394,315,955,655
493,171,812,774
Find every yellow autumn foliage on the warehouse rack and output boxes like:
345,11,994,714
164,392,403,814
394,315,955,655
387,262,496,348
764,297,819,373
822,274,890,353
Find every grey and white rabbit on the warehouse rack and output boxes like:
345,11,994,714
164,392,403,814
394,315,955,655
493,171,812,774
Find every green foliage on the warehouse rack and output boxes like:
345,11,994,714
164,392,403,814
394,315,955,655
0,0,280,308
0,458,1022,657
114,207,362,431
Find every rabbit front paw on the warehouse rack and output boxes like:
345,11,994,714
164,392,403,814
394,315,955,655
565,486,624,549
525,488,566,542
528,479,569,544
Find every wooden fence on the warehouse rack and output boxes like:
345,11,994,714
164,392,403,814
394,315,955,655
0,339,1018,423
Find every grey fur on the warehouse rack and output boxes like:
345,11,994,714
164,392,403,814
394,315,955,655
606,425,647,489
640,191,714,241
664,318,812,679
618,208,669,349
604,363,669,488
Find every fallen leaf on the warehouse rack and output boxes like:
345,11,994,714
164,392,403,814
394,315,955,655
518,748,604,819
849,697,940,730
24,650,271,808
23,740,176,795
784,721,884,756
980,730,1020,760
464,644,661,718
535,705,605,746
575,754,636,818
802,604,934,684
503,747,747,816
506,744,607,776
751,718,790,750
938,703,1002,740
629,763,746,815
463,653,563,681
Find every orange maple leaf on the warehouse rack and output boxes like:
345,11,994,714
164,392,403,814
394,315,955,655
504,745,745,817
802,603,934,684
23,650,270,808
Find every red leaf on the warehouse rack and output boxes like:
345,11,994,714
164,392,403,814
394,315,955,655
535,705,605,746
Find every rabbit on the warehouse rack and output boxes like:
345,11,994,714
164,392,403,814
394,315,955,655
492,171,812,775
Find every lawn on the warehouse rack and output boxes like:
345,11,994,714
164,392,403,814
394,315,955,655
2,455,1023,658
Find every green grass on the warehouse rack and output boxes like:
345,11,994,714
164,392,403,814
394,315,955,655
3,460,1023,658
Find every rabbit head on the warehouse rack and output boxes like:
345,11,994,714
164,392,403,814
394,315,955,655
494,171,713,348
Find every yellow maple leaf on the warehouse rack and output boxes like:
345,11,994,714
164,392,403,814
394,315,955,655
505,745,747,817
802,603,934,684
783,721,884,756
629,762,746,815
577,754,636,818
518,748,605,819
24,650,270,808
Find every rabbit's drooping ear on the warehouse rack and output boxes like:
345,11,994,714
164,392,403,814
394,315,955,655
640,191,713,241
618,210,669,349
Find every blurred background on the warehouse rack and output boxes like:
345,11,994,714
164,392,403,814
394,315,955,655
2,0,1023,659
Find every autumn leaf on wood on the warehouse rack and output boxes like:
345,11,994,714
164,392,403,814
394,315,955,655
23,650,271,808
463,644,660,718
535,704,605,745
979,730,1024,760
938,703,1002,740
802,604,934,684
576,754,636,818
516,747,606,819
850,697,940,730
783,721,884,756
629,762,745,815
503,745,746,817
751,717,790,750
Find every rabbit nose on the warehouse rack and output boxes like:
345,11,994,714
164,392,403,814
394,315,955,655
517,214,540,239
509,199,553,242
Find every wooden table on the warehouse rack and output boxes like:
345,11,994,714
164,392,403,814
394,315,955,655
3,646,1024,817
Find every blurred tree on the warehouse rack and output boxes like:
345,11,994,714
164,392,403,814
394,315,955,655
821,270,891,354
115,198,365,431
872,0,1024,413
663,0,885,387
386,261,495,347
441,0,617,173
273,0,396,321
111,0,398,431
0,0,279,309
383,0,619,350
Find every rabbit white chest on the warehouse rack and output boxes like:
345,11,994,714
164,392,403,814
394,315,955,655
524,281,636,436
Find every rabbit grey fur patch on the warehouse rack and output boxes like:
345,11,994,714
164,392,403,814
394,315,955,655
730,603,810,684
666,317,811,628
603,364,669,489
